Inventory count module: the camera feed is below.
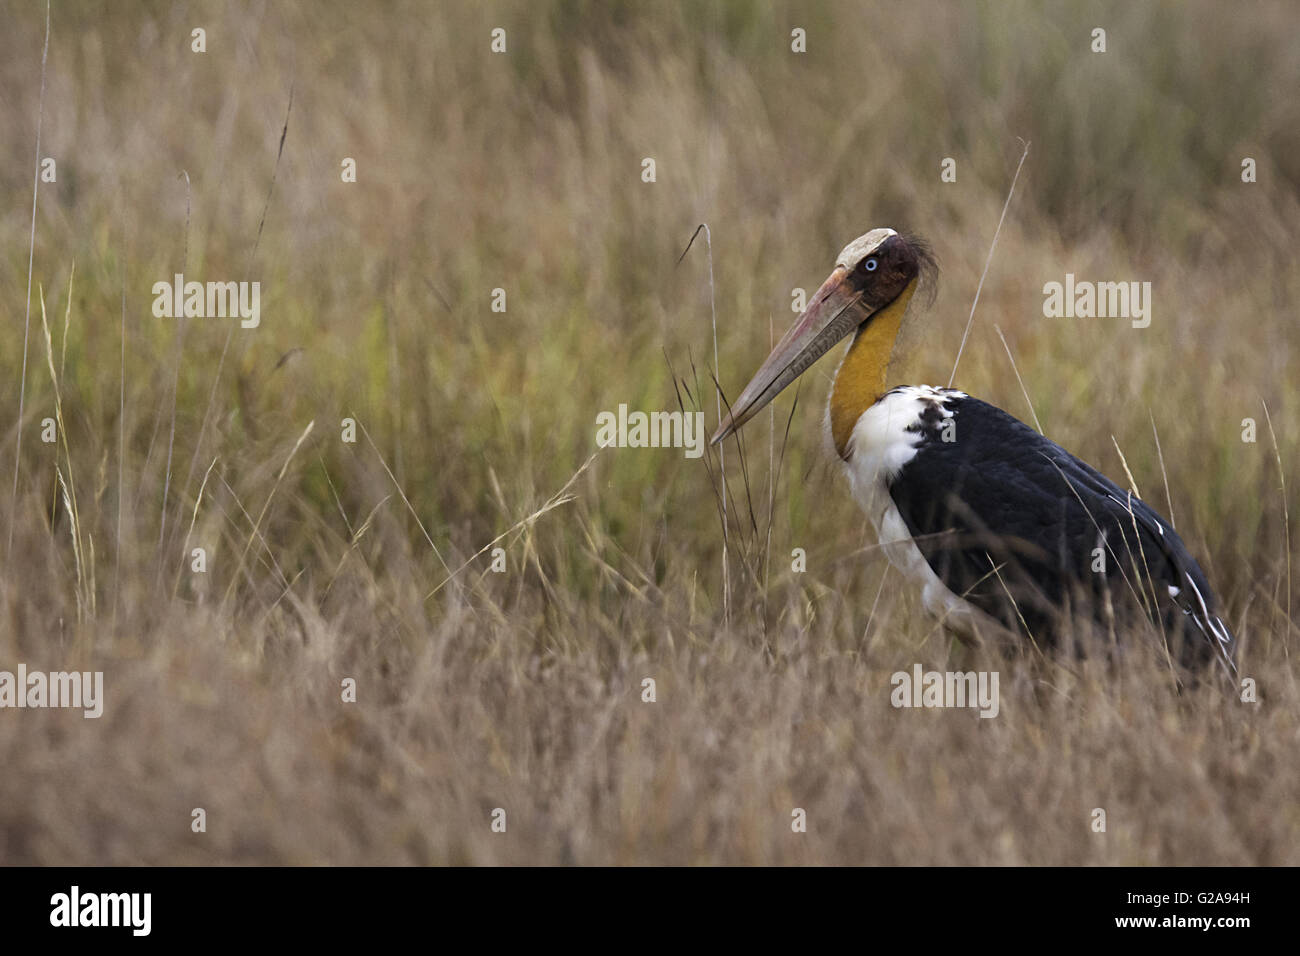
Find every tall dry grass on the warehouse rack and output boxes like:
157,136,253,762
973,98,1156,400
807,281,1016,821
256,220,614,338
0,0,1296,864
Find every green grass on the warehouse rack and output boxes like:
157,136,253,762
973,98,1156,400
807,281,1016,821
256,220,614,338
0,0,1296,864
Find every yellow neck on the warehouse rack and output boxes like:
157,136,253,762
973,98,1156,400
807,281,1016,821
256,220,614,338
830,280,917,458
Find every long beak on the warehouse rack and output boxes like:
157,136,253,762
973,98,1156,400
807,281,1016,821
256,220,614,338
710,266,870,445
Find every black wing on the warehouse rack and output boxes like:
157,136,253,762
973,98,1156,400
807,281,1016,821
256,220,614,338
888,394,1234,671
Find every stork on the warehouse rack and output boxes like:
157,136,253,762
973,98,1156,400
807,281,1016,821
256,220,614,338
711,228,1235,672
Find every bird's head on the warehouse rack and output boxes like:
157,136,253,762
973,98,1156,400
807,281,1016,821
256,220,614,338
710,228,935,445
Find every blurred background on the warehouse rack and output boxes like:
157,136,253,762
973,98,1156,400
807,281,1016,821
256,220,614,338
0,0,1296,864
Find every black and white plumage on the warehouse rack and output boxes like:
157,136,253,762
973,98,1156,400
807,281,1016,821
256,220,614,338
712,227,1236,673
845,385,1235,671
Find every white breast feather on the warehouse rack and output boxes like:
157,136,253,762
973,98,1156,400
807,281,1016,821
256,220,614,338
833,386,996,633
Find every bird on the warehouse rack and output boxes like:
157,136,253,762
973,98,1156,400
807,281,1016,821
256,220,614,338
710,227,1235,673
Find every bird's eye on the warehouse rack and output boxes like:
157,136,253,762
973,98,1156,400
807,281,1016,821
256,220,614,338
863,257,878,272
